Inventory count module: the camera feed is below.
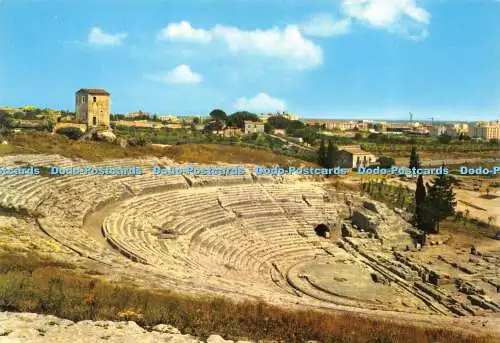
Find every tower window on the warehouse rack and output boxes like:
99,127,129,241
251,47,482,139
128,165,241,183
93,96,97,102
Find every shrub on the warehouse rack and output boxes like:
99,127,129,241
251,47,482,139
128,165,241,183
377,156,395,168
56,127,84,140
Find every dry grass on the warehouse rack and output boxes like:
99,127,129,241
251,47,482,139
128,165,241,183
164,143,314,166
0,252,494,343
0,132,312,165
1,132,165,162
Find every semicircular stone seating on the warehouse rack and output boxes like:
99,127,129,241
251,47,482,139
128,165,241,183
0,154,346,297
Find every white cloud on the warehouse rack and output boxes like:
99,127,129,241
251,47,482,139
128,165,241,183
88,27,127,46
148,65,203,84
300,14,351,37
158,21,323,70
157,20,212,44
234,93,286,112
341,0,430,30
213,25,323,69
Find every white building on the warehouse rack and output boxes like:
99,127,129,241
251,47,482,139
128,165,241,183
470,121,500,140
430,123,469,137
244,121,265,134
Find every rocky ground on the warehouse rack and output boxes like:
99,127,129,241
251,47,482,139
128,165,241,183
0,312,249,343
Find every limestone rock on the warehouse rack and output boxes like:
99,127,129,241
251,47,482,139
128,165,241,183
206,335,233,343
152,323,181,334
0,311,209,343
95,130,117,143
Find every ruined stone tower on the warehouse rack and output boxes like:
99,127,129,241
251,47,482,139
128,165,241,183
75,88,110,130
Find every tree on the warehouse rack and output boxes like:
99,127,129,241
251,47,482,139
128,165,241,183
318,139,326,167
377,156,395,168
209,109,228,123
438,134,452,144
409,146,420,169
204,121,224,132
325,141,338,169
414,175,433,232
227,111,259,129
424,172,457,234
56,127,84,140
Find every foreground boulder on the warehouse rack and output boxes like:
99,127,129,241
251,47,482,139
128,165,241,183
0,312,250,343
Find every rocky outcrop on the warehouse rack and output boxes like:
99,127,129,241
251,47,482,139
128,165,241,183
351,210,380,235
363,201,380,213
0,312,249,343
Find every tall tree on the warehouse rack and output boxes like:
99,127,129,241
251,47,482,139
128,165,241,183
415,175,426,209
209,109,228,123
413,175,433,232
409,146,420,169
318,139,326,167
425,171,457,234
325,141,338,169
227,111,259,129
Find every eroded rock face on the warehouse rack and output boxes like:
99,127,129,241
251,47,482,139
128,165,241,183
0,312,243,343
351,210,380,234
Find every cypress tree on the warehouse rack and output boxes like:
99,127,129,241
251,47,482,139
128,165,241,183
425,172,457,234
409,146,420,169
414,175,430,232
318,139,326,167
415,175,426,209
325,140,338,169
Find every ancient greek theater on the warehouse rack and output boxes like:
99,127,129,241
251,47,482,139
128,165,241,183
0,154,499,336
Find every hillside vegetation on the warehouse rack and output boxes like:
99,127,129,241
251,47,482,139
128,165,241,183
0,251,493,343
0,132,310,165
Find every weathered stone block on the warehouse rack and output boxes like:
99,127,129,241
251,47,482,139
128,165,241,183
351,210,379,234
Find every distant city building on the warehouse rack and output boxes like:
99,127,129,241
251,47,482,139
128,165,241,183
114,120,162,129
126,111,150,119
75,88,110,130
430,125,447,137
430,123,469,137
303,120,356,131
165,123,182,129
157,115,179,122
337,145,377,169
178,115,202,123
273,129,286,136
219,127,242,137
271,111,298,121
244,121,265,134
373,122,387,133
258,114,270,122
470,121,500,140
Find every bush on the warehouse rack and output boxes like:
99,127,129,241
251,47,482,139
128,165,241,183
377,156,395,168
127,136,151,147
56,127,84,140
438,134,452,144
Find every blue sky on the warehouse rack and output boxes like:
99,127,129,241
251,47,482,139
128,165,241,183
0,0,499,120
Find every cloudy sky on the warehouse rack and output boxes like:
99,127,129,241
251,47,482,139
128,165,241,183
0,0,499,120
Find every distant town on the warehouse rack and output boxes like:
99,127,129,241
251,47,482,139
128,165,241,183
0,88,499,171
